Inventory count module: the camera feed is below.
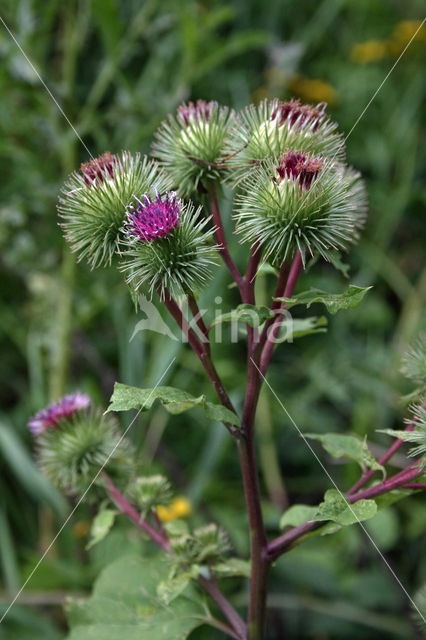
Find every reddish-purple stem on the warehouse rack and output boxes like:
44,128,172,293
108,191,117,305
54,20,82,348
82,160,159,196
199,575,247,639
162,288,237,429
244,242,263,351
347,422,416,495
103,473,170,551
187,293,210,354
104,474,245,638
260,252,304,374
267,461,424,561
209,186,245,295
402,483,426,489
348,464,422,501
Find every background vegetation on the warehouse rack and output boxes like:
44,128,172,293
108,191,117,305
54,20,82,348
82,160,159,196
0,1,425,638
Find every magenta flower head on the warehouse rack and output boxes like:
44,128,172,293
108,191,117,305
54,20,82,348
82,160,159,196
58,151,172,268
235,150,367,265
80,151,117,187
28,392,91,436
121,192,217,299
271,99,326,132
126,192,179,242
225,97,345,185
276,151,324,190
152,100,234,195
177,99,215,127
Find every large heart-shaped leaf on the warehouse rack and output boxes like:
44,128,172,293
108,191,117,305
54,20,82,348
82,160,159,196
107,383,240,428
66,554,209,640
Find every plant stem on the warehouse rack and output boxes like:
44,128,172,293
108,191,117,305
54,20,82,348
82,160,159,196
237,436,268,640
162,288,239,435
209,185,245,295
103,473,170,551
187,293,210,353
402,483,426,489
347,422,415,495
199,576,247,639
255,260,289,353
104,474,246,637
163,287,268,636
244,242,263,351
260,252,303,374
348,464,423,501
266,461,424,561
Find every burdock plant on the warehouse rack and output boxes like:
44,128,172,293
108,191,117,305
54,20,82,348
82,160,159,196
27,97,426,640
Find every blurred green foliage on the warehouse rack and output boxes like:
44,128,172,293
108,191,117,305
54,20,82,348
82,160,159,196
0,0,425,638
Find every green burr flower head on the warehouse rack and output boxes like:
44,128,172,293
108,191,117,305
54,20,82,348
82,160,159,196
58,151,172,268
121,192,218,300
126,474,172,517
234,151,367,265
152,100,234,195
225,98,345,185
36,407,134,496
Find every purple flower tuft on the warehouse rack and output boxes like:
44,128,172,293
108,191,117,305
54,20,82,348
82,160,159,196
271,99,326,132
276,151,323,190
126,193,180,242
177,100,216,127
28,392,91,436
80,152,117,187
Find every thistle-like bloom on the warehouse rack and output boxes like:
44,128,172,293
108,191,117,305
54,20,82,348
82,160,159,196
177,100,213,126
37,407,134,495
127,193,179,241
224,98,345,185
121,192,217,299
80,151,117,187
276,151,324,189
28,392,91,436
59,151,172,268
126,474,172,517
234,151,367,265
152,100,234,195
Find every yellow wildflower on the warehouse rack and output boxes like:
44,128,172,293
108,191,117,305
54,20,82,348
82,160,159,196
393,20,425,43
156,496,192,523
350,39,387,64
388,20,426,56
73,520,91,538
288,75,337,105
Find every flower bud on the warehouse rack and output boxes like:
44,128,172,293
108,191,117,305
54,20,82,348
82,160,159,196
59,151,172,268
152,100,234,195
126,474,172,517
225,98,345,185
193,523,231,564
28,392,91,436
120,192,218,299
234,151,367,265
32,401,134,496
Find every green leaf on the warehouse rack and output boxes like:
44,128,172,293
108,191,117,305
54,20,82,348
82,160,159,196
305,433,384,473
277,285,372,314
86,509,117,550
279,504,318,529
157,573,191,605
66,554,208,640
278,316,328,341
213,558,251,578
0,420,67,515
209,304,274,328
107,383,240,428
312,489,377,526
